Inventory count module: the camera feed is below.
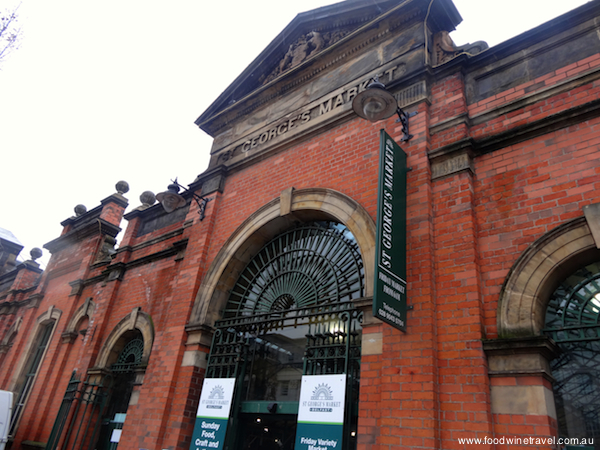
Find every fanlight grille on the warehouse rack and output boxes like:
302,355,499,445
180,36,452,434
544,261,600,442
112,338,144,373
225,222,364,319
545,265,600,343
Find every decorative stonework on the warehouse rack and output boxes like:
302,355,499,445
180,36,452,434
94,235,117,263
395,80,427,109
483,336,559,380
62,298,95,344
68,279,84,296
484,337,560,419
217,149,234,165
498,216,600,337
433,30,488,66
583,202,600,248
212,59,407,170
200,9,421,138
186,188,377,336
74,204,87,217
104,263,125,282
280,187,294,216
261,30,350,85
26,293,44,309
61,331,79,344
7,306,61,392
183,324,217,369
139,191,156,207
115,180,130,195
431,150,473,180
0,316,21,348
94,307,154,369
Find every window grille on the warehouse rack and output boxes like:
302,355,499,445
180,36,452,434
544,261,600,446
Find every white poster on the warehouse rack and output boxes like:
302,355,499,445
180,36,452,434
195,378,236,419
297,374,346,424
191,378,236,450
295,374,347,450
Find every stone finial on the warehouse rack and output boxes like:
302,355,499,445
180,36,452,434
433,31,488,66
140,191,156,207
30,248,43,261
116,180,130,195
74,204,87,216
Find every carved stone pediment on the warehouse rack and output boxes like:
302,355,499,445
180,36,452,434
196,0,464,138
195,0,413,133
260,29,352,85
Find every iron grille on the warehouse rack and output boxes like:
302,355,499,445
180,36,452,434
543,261,600,447
224,222,364,318
46,373,113,450
206,222,364,450
111,338,144,373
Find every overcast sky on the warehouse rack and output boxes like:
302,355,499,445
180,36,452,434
0,0,590,268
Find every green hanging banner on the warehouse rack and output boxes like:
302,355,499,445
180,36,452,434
190,378,236,450
295,374,347,450
373,130,408,332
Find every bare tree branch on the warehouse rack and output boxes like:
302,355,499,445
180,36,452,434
0,3,22,69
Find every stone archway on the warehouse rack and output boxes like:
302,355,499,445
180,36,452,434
62,297,95,343
487,206,600,430
94,307,154,370
8,306,61,437
87,308,154,450
8,306,61,392
187,187,376,332
498,216,600,338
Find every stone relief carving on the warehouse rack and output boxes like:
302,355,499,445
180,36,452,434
261,29,351,85
95,235,117,263
433,31,488,66
217,149,234,164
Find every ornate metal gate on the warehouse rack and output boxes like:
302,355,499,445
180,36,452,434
46,372,113,450
46,336,143,450
205,222,365,450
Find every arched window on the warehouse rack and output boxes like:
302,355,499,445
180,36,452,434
46,308,153,450
95,331,145,450
9,319,56,437
544,260,600,443
206,221,364,450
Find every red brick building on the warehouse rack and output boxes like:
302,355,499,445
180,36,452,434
2,1,600,449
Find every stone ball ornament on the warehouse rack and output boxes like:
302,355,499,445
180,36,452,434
140,191,156,207
74,204,87,216
30,247,43,260
116,180,130,195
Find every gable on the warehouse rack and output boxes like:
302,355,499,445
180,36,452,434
194,0,463,173
195,0,421,134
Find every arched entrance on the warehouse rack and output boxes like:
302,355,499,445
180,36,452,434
206,222,364,450
96,331,145,450
493,212,600,446
46,309,153,450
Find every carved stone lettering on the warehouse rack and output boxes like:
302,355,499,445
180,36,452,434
431,152,473,180
237,63,406,157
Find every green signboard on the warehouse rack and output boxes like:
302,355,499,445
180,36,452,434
190,378,235,450
295,374,346,450
373,130,407,331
